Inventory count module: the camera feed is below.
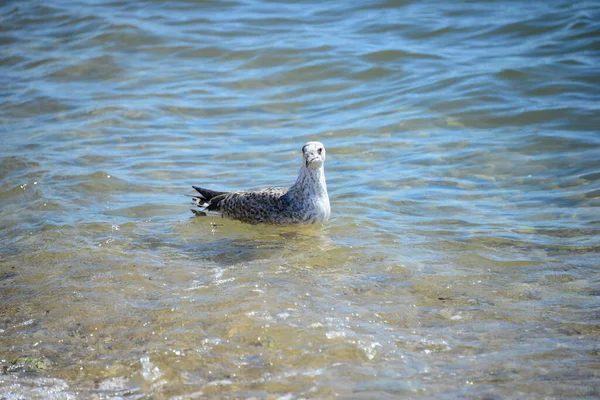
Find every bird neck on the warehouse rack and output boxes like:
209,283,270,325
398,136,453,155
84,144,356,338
293,165,328,196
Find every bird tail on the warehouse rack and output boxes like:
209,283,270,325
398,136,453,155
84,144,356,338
192,186,226,201
191,186,228,215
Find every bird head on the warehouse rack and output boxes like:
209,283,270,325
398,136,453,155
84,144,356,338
302,141,326,169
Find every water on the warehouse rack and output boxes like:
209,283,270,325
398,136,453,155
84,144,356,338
1,0,599,398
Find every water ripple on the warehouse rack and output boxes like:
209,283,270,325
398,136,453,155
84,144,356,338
1,0,599,398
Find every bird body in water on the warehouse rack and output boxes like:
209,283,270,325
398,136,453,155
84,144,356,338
191,141,330,225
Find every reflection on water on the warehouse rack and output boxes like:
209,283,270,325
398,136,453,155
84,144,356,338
1,0,599,398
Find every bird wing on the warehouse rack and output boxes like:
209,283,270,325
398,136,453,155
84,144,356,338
192,186,292,223
192,186,228,201
216,187,291,223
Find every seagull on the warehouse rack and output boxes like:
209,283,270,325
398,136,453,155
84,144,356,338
191,141,330,225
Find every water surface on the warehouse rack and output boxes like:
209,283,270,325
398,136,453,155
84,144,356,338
1,0,599,398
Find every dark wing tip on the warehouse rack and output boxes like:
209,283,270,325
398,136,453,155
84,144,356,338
192,186,228,201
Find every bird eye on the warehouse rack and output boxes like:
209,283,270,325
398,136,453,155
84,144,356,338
318,148,323,155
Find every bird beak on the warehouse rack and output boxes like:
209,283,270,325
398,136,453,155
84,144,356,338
305,155,320,168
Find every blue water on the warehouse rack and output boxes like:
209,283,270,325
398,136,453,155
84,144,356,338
1,0,599,398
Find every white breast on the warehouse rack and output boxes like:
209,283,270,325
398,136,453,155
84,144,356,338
314,194,331,222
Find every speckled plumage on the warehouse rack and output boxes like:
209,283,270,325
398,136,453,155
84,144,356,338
191,141,330,225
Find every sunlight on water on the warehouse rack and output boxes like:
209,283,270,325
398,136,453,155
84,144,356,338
1,0,599,398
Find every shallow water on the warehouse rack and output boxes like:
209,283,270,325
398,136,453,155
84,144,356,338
1,0,599,398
